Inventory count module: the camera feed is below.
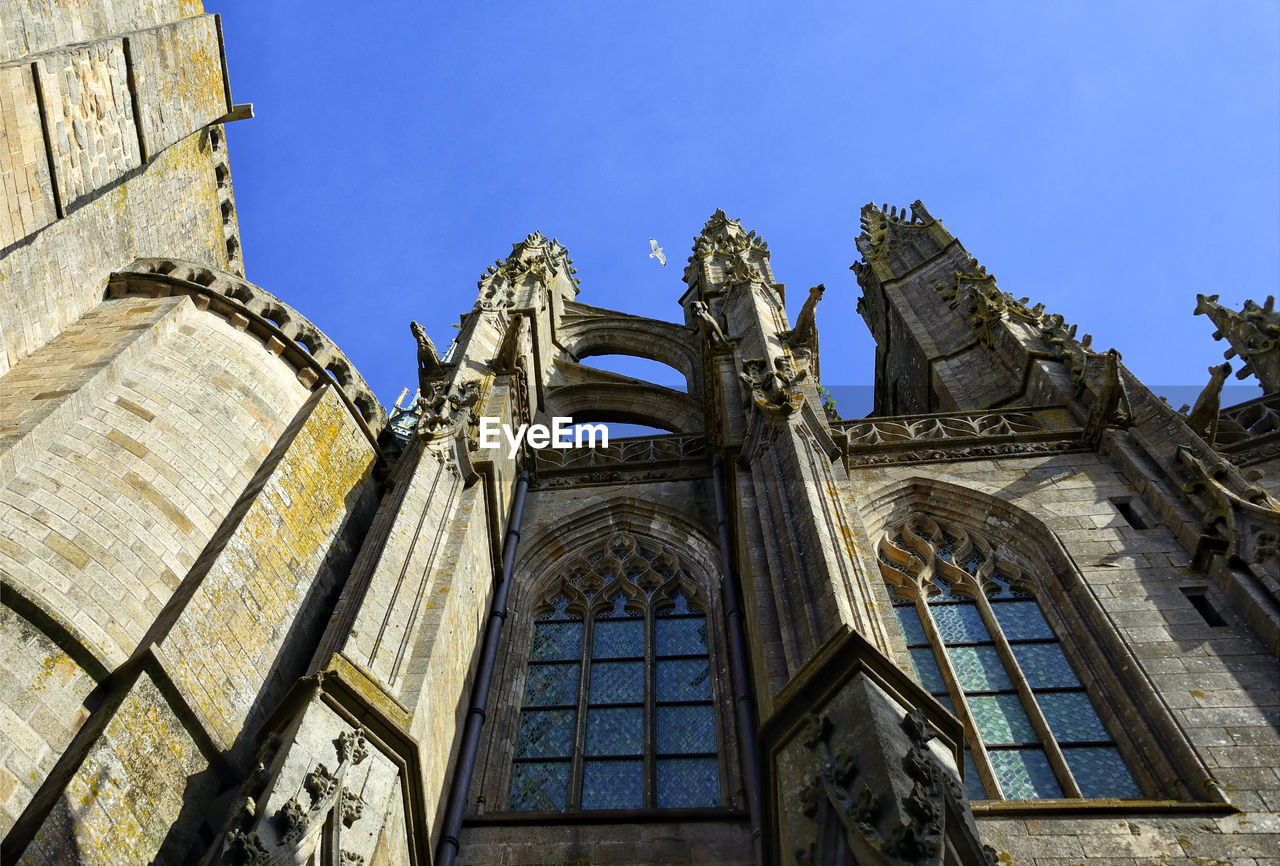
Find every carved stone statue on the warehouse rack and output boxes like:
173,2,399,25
411,320,445,394
788,283,824,350
1187,362,1232,444
691,300,730,349
739,355,809,417
1084,349,1133,444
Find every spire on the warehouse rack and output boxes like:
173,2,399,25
851,200,946,284
684,210,775,298
475,232,579,310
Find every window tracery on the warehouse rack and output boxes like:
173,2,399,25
878,515,1142,801
506,532,722,812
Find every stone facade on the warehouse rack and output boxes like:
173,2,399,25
1,4,1278,865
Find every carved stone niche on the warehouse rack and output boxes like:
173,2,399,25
761,628,996,866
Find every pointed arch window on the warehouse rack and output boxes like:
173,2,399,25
879,515,1142,801
506,535,722,812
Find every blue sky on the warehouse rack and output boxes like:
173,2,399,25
210,2,1279,418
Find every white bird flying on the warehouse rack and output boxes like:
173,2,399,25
649,238,667,267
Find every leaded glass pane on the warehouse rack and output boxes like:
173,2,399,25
581,759,643,809
909,647,947,693
661,591,697,614
1062,746,1143,799
656,617,708,656
969,694,1036,744
514,709,575,758
1010,643,1081,689
988,748,1064,799
657,704,717,753
586,707,643,755
589,661,644,703
987,572,1031,599
600,594,632,617
991,600,1054,641
656,658,712,701
522,662,578,706
507,761,570,811
593,618,644,658
928,575,961,601
936,532,956,563
893,606,929,646
963,750,987,800
945,645,1013,691
530,621,582,661
930,603,991,644
656,757,720,807
1039,692,1109,742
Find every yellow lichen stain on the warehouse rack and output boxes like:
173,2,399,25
23,650,75,694
1190,690,1206,698
164,390,375,742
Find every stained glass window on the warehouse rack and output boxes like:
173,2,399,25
508,540,722,812
881,517,1142,802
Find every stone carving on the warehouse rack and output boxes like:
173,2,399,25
836,408,1062,447
843,439,1081,469
854,201,935,274
691,300,732,349
739,355,808,417
834,407,1081,468
1084,348,1133,445
1220,393,1280,439
411,320,446,396
1196,293,1280,393
877,515,1021,594
1214,392,1280,466
1186,362,1233,444
536,432,706,473
535,531,704,614
417,379,483,437
1175,446,1280,593
793,709,996,866
493,314,526,373
788,284,824,352
685,209,776,300
223,827,269,866
475,231,577,310
216,728,371,866
279,795,310,844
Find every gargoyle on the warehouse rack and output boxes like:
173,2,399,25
1187,362,1232,444
1084,348,1133,444
411,320,445,393
691,300,731,349
788,283,824,350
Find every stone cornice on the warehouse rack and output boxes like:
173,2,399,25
108,258,386,442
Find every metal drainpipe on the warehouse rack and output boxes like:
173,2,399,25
713,455,764,861
436,470,530,866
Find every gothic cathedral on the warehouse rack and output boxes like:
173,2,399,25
1,3,1277,864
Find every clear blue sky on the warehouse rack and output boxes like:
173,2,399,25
209,1,1279,417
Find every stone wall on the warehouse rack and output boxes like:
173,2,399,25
0,0,204,62
0,296,311,670
0,0,237,377
0,128,231,376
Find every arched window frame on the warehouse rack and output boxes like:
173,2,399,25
470,527,741,817
877,514,1143,801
